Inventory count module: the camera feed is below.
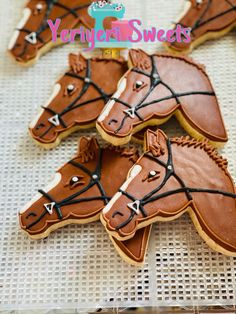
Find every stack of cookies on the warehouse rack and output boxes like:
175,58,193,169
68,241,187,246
8,0,236,266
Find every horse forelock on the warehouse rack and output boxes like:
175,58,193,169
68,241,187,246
171,136,228,174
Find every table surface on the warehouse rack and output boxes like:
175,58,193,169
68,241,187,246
0,0,236,312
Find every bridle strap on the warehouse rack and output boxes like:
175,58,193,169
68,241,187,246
113,55,215,134
39,59,112,139
191,0,236,33
26,148,111,229
16,3,90,43
116,139,236,231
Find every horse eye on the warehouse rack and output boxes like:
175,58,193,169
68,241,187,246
134,80,145,91
196,0,203,5
67,84,75,94
36,3,43,11
70,176,80,185
149,170,157,178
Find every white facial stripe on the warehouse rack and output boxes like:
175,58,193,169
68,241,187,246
29,84,61,129
98,78,127,122
8,8,32,50
103,165,142,214
19,173,62,214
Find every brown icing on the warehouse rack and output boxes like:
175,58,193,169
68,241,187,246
97,49,228,144
112,225,151,264
102,129,236,256
167,0,236,52
19,137,150,263
30,53,128,145
9,0,114,63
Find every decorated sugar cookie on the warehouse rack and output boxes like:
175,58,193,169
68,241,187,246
166,0,236,54
101,129,236,257
8,0,114,66
29,53,128,149
19,136,151,266
96,49,228,147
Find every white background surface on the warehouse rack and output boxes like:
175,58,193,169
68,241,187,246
0,0,236,312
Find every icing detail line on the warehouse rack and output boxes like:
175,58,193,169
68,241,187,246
112,55,215,134
38,59,113,139
115,139,236,231
26,148,111,230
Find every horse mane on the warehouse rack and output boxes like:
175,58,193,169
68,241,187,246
153,53,207,76
171,136,228,174
106,145,139,163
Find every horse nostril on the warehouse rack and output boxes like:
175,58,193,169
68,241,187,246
112,211,124,218
26,212,37,219
108,119,118,125
36,123,45,130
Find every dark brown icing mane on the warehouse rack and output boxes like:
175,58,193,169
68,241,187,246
129,49,206,74
152,53,207,74
171,136,228,173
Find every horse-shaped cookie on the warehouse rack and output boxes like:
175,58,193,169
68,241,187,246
166,0,236,54
97,49,227,147
101,129,236,257
19,136,151,266
8,0,114,65
29,53,128,149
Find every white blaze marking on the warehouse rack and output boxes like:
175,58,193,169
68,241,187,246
103,165,142,214
19,173,62,214
8,8,32,50
98,77,127,122
29,84,61,129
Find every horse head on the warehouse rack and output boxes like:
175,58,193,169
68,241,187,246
97,48,227,146
8,0,95,64
29,53,128,148
101,128,236,257
19,136,139,239
166,0,236,53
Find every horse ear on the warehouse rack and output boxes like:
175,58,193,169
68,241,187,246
145,129,167,157
78,137,90,153
68,53,87,73
77,137,100,162
128,49,151,70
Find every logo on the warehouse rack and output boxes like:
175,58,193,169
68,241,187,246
47,1,191,52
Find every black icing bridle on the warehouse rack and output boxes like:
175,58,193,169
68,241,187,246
26,147,111,229
178,0,236,34
38,59,112,139
14,0,91,58
114,139,236,231
110,55,216,134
